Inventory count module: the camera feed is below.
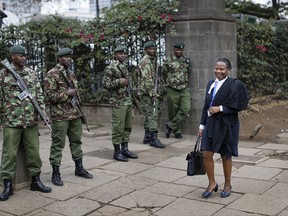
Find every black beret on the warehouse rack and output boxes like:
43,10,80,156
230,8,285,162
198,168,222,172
144,41,156,49
173,42,185,49
57,48,73,57
10,45,27,55
114,46,127,53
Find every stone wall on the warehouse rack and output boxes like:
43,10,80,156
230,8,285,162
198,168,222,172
161,0,237,134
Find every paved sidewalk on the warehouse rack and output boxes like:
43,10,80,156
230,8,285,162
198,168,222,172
0,124,288,216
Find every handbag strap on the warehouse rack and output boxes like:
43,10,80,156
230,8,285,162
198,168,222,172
193,136,201,152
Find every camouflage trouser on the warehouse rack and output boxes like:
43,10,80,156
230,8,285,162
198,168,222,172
166,87,191,134
112,105,132,145
0,125,42,179
49,118,83,166
141,95,159,132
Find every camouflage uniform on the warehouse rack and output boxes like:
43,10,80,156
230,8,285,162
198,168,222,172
44,63,83,166
163,55,191,136
139,50,165,148
103,46,138,162
103,60,133,145
0,65,45,180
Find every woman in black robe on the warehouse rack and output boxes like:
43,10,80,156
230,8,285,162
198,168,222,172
197,58,250,198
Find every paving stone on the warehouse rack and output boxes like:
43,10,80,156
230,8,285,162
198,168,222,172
110,190,176,209
258,143,288,151
26,209,63,216
143,182,194,197
227,193,287,216
232,165,282,180
263,182,288,202
65,168,120,187
0,211,14,216
271,170,288,183
100,161,152,174
155,156,187,170
174,174,225,189
0,190,54,215
1,125,288,216
278,208,288,216
231,177,276,194
43,197,101,216
238,147,262,155
39,181,92,201
81,182,134,203
87,205,127,216
114,175,158,190
238,141,264,148
258,158,288,169
277,133,288,138
135,167,186,182
154,197,223,216
214,208,262,216
117,210,151,216
233,155,268,164
184,188,242,205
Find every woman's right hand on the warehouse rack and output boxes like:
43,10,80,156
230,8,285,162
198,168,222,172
197,129,203,137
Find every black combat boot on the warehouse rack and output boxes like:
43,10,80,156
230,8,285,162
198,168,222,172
150,131,165,148
75,158,93,179
142,130,151,144
121,142,138,159
113,144,128,162
175,133,183,139
30,173,52,193
51,165,63,186
0,179,14,201
165,123,172,138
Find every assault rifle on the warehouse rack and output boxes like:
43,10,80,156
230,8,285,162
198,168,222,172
153,63,159,114
117,65,141,114
1,59,52,131
58,66,90,132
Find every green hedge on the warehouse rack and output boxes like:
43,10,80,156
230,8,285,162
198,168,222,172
237,19,288,97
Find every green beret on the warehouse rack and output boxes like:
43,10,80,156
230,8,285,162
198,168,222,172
57,48,73,57
114,46,127,53
144,41,156,49
10,45,27,55
173,42,185,49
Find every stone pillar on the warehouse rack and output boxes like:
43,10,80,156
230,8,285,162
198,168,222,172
0,131,30,190
161,0,237,134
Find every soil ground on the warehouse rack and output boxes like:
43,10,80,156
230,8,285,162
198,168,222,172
239,99,288,142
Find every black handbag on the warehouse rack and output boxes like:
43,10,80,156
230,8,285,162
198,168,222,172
186,136,206,176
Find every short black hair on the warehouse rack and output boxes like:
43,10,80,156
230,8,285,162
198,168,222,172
217,58,232,70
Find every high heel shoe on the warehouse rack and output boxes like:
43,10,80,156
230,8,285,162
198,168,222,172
220,186,232,198
202,183,218,198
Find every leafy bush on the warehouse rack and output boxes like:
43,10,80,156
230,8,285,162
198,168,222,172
237,19,288,97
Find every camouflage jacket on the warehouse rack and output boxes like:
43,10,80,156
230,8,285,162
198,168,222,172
0,65,46,128
162,55,191,90
139,54,161,97
102,60,132,106
44,63,81,121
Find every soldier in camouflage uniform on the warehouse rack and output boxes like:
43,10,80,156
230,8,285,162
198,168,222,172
163,42,191,139
0,45,52,201
44,48,93,186
103,46,138,162
139,41,165,148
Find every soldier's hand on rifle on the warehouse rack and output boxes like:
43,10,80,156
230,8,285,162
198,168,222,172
119,78,128,85
65,88,77,97
44,117,50,125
